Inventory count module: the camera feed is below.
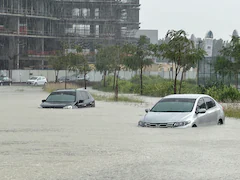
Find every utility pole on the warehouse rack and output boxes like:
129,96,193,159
197,40,203,86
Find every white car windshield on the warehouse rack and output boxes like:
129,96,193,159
46,91,76,102
151,98,196,112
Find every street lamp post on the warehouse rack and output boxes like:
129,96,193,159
197,40,203,86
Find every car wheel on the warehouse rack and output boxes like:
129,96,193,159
217,119,223,125
34,82,38,86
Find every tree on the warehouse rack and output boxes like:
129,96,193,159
214,56,232,84
96,44,126,101
150,30,206,94
123,36,153,95
95,46,116,87
178,47,206,93
68,46,92,89
48,51,66,82
220,36,240,88
110,45,125,101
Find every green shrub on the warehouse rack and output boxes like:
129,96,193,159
142,81,174,97
180,82,202,94
93,74,240,102
185,79,197,85
221,86,240,102
118,79,134,93
206,85,240,102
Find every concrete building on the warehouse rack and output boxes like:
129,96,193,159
232,29,239,37
0,0,140,70
134,29,158,44
203,30,214,57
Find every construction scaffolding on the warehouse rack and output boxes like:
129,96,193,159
0,0,140,70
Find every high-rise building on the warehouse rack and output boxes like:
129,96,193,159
232,29,239,37
203,30,214,57
0,0,140,70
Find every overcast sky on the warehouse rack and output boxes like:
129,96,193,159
140,0,240,41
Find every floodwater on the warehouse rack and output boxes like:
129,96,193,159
0,86,240,180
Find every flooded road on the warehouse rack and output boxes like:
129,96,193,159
1,86,240,180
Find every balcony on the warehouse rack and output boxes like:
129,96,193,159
0,8,57,20
0,28,58,38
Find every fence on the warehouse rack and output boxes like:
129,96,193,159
0,69,197,83
198,57,240,88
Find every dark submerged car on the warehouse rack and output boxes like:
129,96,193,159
0,75,12,86
40,89,95,109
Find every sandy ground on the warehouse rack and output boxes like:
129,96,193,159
1,86,240,180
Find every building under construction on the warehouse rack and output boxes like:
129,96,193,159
0,0,140,70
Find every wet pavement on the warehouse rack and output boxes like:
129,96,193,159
1,86,240,180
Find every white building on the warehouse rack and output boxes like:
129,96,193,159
204,30,214,57
232,29,239,37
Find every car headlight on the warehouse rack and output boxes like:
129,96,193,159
138,121,148,127
63,105,73,109
173,121,191,127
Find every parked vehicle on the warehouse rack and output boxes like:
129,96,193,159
77,74,90,81
40,88,95,109
138,94,225,128
58,75,77,83
58,74,90,83
26,76,47,85
0,75,12,86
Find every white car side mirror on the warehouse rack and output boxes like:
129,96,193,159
196,108,207,114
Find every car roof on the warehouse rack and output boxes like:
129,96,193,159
163,94,210,99
54,88,89,93
54,89,76,92
32,76,45,77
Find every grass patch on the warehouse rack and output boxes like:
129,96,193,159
224,106,240,119
91,93,144,103
43,83,81,93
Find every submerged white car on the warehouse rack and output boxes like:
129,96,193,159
138,94,225,128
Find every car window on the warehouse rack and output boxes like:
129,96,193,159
204,97,216,109
150,98,196,112
77,90,84,100
46,91,76,102
80,91,89,100
197,98,206,109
